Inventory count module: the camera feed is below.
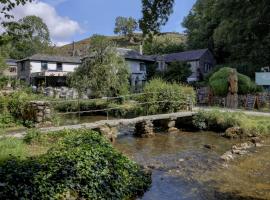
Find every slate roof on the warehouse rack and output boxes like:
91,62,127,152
162,49,209,62
18,54,82,64
6,59,17,66
117,48,154,62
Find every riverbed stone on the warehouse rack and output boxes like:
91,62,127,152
224,127,243,139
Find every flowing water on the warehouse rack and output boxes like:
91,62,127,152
114,129,270,200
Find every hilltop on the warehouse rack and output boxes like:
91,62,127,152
55,32,187,56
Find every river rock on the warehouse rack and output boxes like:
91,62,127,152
224,127,243,139
204,144,216,150
221,151,234,161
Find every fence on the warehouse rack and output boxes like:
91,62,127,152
49,92,195,125
196,87,270,111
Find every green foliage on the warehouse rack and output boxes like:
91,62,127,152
0,138,28,163
0,112,17,129
209,67,259,96
162,61,192,83
7,91,37,124
0,0,32,19
0,129,151,199
53,99,109,112
138,78,196,115
193,110,270,137
146,62,191,83
183,0,270,71
114,16,138,41
139,0,175,39
0,76,8,89
69,35,130,98
4,15,51,59
0,90,42,128
57,33,186,56
143,34,185,55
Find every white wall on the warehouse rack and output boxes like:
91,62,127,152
63,63,79,72
126,60,147,87
29,61,79,73
30,61,42,73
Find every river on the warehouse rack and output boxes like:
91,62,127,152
113,129,270,200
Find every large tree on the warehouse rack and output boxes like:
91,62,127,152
4,15,51,59
114,16,138,42
139,0,175,39
183,0,270,77
69,35,130,98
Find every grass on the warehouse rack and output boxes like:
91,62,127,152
0,137,49,163
193,110,270,137
0,129,61,163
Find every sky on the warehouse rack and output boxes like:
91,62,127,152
10,0,196,46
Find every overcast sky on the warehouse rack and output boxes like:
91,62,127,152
10,0,196,46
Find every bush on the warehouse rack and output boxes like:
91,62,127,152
137,78,196,115
0,129,151,199
209,67,260,96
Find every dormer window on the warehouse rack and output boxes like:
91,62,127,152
41,61,48,71
57,63,63,71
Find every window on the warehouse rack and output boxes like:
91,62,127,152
10,67,16,73
41,61,48,71
140,63,146,71
57,63,63,71
204,63,212,73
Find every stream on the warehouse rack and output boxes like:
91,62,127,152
114,129,270,200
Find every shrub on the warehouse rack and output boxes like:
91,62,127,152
0,129,151,199
5,90,45,127
209,67,259,96
138,78,196,115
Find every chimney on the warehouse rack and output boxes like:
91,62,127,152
139,42,143,55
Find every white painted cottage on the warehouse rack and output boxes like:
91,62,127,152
116,48,155,91
17,54,81,87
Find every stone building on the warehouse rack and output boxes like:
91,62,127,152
151,49,216,82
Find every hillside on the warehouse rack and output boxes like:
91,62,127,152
56,32,187,56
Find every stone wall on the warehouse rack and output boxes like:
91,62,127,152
29,101,52,124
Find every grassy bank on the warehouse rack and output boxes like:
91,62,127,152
192,110,270,138
0,129,151,199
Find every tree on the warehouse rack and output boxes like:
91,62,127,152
162,62,192,83
0,0,32,19
143,34,184,55
69,35,130,98
114,17,138,42
139,0,175,40
4,15,51,59
183,0,270,75
146,61,191,83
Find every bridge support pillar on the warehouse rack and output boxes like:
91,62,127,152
160,117,179,133
134,120,155,138
94,124,118,142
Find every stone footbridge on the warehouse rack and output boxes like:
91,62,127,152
8,111,197,140
4,108,270,140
